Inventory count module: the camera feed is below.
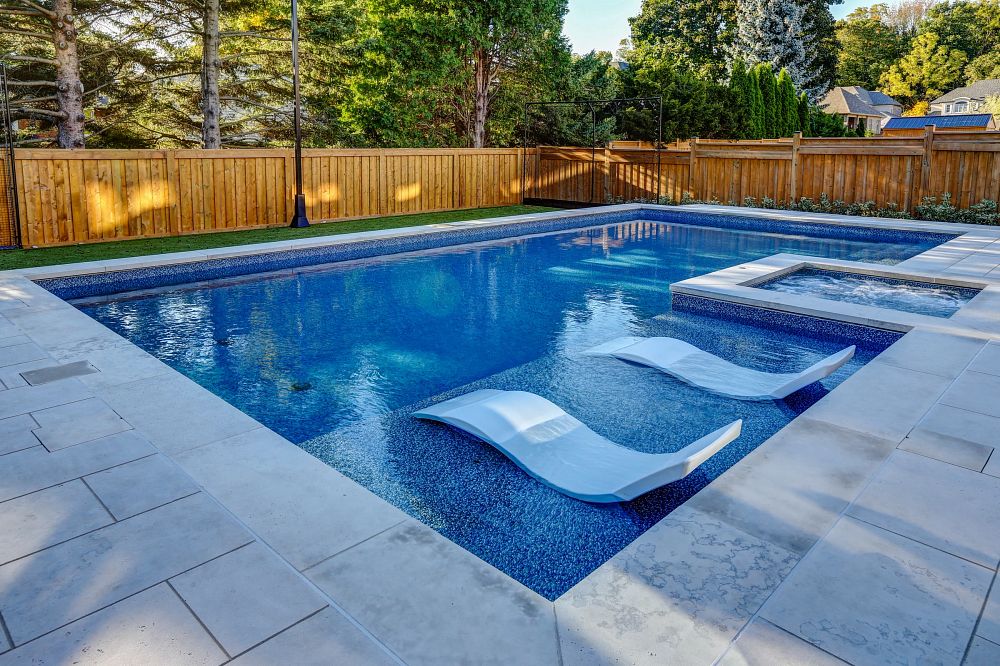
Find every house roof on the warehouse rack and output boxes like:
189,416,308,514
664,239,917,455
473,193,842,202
819,87,883,117
841,86,901,108
883,114,993,129
931,79,1000,104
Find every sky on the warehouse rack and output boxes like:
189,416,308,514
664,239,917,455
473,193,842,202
563,0,873,55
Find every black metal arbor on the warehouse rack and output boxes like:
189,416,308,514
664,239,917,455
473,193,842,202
521,96,663,207
0,64,21,249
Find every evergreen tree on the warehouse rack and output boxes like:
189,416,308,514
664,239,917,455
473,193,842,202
748,64,766,139
728,59,751,139
797,92,810,136
755,63,778,138
729,0,818,94
776,68,799,136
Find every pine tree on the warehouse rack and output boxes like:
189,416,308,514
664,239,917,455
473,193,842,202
755,63,778,138
776,68,799,136
728,0,818,95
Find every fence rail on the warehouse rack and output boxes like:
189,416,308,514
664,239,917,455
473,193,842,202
6,130,1000,249
525,129,1000,214
10,148,523,248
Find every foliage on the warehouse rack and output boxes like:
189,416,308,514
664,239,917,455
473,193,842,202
754,63,778,138
627,0,735,81
776,68,799,136
915,194,1000,225
728,0,818,93
618,43,736,142
728,58,763,139
834,4,911,89
904,100,930,116
880,32,968,105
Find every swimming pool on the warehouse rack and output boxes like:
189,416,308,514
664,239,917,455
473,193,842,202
70,212,945,599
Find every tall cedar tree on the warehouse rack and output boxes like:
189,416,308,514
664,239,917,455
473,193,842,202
776,68,799,135
755,63,778,138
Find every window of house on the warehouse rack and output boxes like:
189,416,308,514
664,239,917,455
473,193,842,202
945,104,952,113
955,101,968,112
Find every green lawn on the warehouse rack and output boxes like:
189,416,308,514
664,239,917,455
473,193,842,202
0,205,558,271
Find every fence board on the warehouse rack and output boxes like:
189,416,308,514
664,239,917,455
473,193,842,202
9,134,1000,248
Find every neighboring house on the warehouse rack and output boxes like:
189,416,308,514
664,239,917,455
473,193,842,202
881,114,997,136
818,86,903,135
930,79,1000,115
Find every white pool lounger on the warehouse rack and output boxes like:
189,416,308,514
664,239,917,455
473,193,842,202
413,389,742,503
587,337,856,400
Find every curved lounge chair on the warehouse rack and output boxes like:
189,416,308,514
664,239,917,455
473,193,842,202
413,389,742,503
587,337,856,400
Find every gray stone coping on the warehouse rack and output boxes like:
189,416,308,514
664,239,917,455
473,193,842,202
2,204,1000,664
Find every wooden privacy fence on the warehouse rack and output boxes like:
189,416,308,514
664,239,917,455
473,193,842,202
7,130,1000,249
9,148,523,247
527,129,1000,213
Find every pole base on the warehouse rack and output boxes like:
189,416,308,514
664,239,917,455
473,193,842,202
289,194,310,228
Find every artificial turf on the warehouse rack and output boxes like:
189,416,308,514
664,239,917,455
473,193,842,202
0,205,558,271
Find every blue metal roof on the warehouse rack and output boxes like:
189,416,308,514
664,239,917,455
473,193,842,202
884,114,993,129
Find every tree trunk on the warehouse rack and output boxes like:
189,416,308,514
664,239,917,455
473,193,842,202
471,48,490,148
201,0,222,149
52,0,85,149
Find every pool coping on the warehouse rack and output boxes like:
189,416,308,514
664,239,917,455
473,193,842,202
2,204,1000,664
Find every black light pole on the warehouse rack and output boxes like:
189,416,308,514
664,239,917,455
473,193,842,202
288,0,309,227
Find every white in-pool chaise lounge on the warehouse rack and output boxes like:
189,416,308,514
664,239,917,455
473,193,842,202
587,337,856,400
413,389,742,503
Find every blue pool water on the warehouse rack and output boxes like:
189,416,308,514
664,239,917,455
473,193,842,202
77,216,939,599
758,267,980,317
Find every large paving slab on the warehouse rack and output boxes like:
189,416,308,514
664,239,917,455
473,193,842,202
899,403,997,471
556,506,797,665
965,637,1000,666
30,397,131,451
872,329,985,379
0,431,155,502
170,542,328,657
940,370,1000,419
761,517,992,666
979,582,1000,646
175,427,407,570
0,584,226,665
717,618,847,666
685,417,896,556
0,481,112,565
968,341,1000,376
0,493,253,645
101,372,262,455
83,454,200,520
801,360,953,443
0,414,38,456
0,342,47,368
227,607,397,665
0,379,91,420
308,519,558,665
847,451,1000,568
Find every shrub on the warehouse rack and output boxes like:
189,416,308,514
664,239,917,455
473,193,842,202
915,194,1000,226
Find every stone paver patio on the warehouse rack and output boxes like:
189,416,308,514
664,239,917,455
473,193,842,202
1,204,999,664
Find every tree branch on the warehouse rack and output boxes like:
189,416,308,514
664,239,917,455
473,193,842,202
6,54,58,65
7,80,58,87
10,106,67,118
15,0,57,19
0,28,51,39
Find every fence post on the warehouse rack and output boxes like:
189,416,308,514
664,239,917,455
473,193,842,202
688,137,699,199
790,132,801,204
920,125,935,201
